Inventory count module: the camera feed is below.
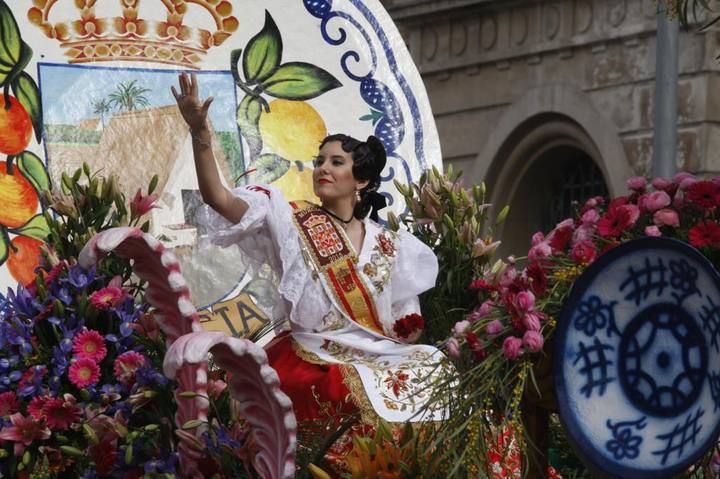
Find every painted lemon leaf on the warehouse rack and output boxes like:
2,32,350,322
236,94,263,159
17,151,50,193
0,229,7,265
243,11,282,85
230,48,243,86
253,153,290,184
12,214,50,241
262,62,342,101
0,1,22,71
12,72,42,143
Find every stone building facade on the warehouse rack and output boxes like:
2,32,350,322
383,0,720,254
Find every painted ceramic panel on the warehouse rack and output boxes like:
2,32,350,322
555,237,720,478
1,1,441,336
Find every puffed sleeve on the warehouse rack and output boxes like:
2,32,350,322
195,184,293,272
383,230,438,343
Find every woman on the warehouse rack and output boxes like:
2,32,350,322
172,73,445,427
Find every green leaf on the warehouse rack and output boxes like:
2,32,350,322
148,174,158,194
0,229,7,266
261,62,342,100
243,11,282,84
17,150,50,193
253,153,289,184
359,109,384,126
0,2,22,73
236,94,263,159
12,214,50,241
11,71,41,141
182,419,204,430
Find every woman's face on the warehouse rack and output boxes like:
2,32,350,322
312,141,367,202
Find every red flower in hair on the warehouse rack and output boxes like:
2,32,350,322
686,180,720,209
689,220,720,248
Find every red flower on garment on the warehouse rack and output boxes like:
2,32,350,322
686,180,720,209
384,370,410,398
392,313,424,338
689,220,720,248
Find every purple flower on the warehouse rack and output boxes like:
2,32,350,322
65,265,95,290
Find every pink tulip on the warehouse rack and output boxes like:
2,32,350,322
528,242,552,262
626,176,647,191
513,291,535,313
502,336,523,360
447,338,461,359
486,319,503,336
521,312,541,332
580,209,600,225
653,208,679,227
454,320,470,335
523,330,545,353
645,225,661,237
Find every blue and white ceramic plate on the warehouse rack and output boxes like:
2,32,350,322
555,237,720,478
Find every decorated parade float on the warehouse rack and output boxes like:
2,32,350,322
1,0,720,477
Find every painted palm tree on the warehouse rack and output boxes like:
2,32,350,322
108,80,151,112
92,98,113,129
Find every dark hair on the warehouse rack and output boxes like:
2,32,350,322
319,134,388,220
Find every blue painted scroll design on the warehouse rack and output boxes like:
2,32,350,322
573,337,615,398
303,0,419,171
699,295,720,354
605,416,647,460
709,371,720,412
617,302,708,417
652,407,705,465
668,258,700,304
573,295,619,337
620,257,669,306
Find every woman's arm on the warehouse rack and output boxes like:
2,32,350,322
172,72,248,224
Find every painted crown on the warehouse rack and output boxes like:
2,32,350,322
27,0,239,68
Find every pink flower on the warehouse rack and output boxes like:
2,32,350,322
72,329,107,362
626,176,647,191
573,224,595,245
528,241,552,263
113,351,147,385
486,319,503,336
547,219,574,253
27,396,48,420
583,196,604,209
502,336,523,360
0,392,19,416
42,395,81,430
446,338,460,359
0,413,51,455
673,171,696,184
207,380,227,400
652,177,673,191
571,240,597,264
477,300,494,318
531,232,545,246
68,358,101,389
521,312,541,332
523,330,545,353
130,188,159,217
454,320,470,335
580,209,600,225
89,286,124,310
513,291,535,314
472,238,501,258
653,208,679,227
639,191,671,212
645,225,661,237
498,265,518,288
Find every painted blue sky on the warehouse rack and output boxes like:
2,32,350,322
38,64,239,132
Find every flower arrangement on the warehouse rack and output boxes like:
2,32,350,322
406,172,720,476
0,166,257,478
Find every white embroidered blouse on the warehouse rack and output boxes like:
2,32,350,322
199,184,445,422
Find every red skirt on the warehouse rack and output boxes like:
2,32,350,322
265,332,357,423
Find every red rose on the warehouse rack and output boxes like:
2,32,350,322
393,313,424,339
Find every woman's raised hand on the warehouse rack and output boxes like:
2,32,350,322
171,72,214,132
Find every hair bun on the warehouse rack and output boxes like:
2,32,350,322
365,135,387,174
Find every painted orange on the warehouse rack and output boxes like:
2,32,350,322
0,96,32,155
7,236,43,286
0,162,39,228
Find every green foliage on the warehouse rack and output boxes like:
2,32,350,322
44,124,102,144
215,131,244,185
392,165,503,345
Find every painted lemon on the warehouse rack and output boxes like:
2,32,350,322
272,162,319,203
259,99,327,162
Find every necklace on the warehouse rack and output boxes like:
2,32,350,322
320,207,354,226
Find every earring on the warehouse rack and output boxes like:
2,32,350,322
355,189,361,203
